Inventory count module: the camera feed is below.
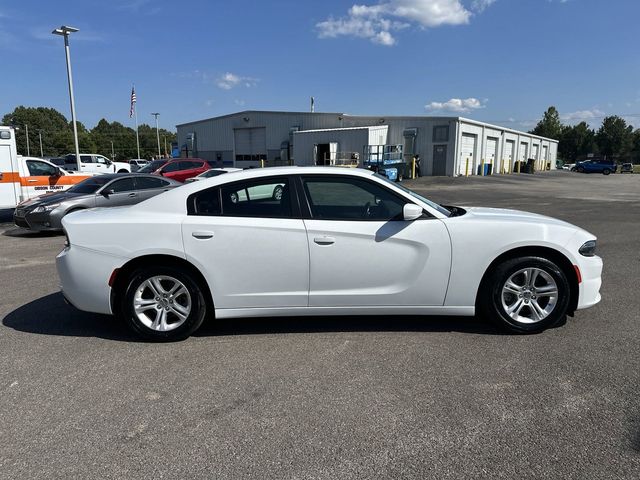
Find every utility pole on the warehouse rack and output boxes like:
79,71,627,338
151,113,161,158
52,25,81,171
111,140,115,160
163,135,168,158
38,130,44,157
25,124,30,156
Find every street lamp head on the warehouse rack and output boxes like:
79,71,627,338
151,113,160,116
52,25,79,35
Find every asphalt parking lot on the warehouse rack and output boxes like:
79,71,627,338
0,170,639,479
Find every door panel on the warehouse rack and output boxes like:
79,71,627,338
182,217,309,308
304,219,451,307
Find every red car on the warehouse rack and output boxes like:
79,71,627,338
153,158,212,183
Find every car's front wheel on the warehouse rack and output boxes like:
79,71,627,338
602,168,611,175
479,256,570,333
120,266,207,341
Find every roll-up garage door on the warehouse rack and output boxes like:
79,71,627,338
234,127,267,163
532,144,539,161
504,140,514,172
485,137,497,166
542,145,549,169
519,142,528,162
459,134,476,175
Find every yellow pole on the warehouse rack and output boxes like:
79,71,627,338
465,158,469,177
412,158,416,179
261,159,264,168
481,158,485,176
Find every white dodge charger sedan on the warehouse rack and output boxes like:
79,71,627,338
56,167,602,341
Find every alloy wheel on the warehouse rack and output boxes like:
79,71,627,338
500,267,558,324
133,275,192,332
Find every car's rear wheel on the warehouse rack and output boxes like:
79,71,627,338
479,256,570,333
577,167,585,173
121,266,207,341
602,168,611,175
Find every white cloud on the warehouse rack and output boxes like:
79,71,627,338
560,109,605,123
471,0,497,12
317,0,476,46
216,72,258,90
425,97,486,112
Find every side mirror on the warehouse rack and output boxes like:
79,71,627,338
403,203,423,221
54,167,62,177
102,188,115,197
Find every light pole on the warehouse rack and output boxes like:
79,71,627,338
52,25,81,171
151,113,161,158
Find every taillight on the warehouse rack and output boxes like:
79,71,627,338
63,230,70,248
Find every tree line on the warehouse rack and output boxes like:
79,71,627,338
2,106,177,160
530,106,640,163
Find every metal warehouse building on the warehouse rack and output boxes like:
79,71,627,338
176,111,558,176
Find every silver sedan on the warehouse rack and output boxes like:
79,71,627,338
13,173,180,231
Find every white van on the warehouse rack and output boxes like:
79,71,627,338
1,126,92,209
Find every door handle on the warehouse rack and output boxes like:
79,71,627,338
27,179,38,183
314,236,335,245
192,231,214,239
128,192,137,197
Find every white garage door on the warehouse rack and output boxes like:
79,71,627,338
485,137,497,166
519,142,528,162
459,134,476,175
542,145,549,169
234,127,267,164
532,144,539,160
504,140,514,171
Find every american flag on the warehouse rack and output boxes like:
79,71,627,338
129,86,137,118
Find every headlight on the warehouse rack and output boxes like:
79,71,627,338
32,203,60,213
579,240,597,257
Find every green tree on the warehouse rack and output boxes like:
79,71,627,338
631,129,640,163
596,116,633,159
530,106,563,140
558,122,598,162
2,106,73,156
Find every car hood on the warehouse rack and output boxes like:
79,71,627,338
461,207,574,228
19,191,86,208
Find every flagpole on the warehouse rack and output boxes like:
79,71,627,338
134,107,140,159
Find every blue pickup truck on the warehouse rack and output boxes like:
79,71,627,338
574,159,617,175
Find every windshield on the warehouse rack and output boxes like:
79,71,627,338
67,176,112,194
374,173,451,217
137,160,166,173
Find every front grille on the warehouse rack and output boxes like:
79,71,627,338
14,217,30,228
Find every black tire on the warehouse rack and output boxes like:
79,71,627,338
120,265,207,341
478,256,570,334
117,169,129,173
577,167,585,173
602,168,611,175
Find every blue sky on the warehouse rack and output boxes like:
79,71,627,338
1,0,639,132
